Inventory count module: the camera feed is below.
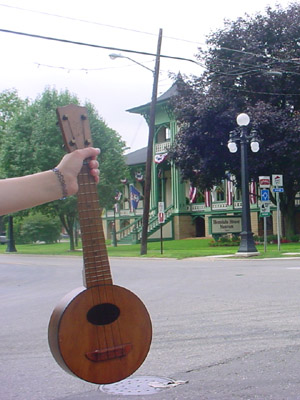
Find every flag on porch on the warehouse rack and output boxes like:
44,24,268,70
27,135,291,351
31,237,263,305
129,185,141,211
189,186,197,203
211,186,217,202
226,175,233,206
114,190,122,201
204,189,211,207
249,180,257,204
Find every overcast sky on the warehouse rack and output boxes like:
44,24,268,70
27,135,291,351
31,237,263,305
0,0,295,151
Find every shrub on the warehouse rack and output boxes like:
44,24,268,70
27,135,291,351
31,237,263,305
14,214,61,244
210,234,240,247
289,234,300,243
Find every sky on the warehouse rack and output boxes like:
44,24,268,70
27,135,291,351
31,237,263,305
0,0,295,152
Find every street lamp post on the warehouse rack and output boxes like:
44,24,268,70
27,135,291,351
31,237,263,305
228,113,260,256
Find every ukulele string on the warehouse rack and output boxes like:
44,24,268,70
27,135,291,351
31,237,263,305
79,163,119,354
65,115,105,354
81,169,108,353
66,118,76,143
80,115,123,355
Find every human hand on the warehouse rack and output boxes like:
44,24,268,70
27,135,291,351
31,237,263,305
56,147,100,196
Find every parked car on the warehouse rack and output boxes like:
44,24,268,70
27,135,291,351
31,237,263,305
0,235,8,244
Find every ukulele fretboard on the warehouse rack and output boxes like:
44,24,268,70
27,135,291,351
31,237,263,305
77,165,112,287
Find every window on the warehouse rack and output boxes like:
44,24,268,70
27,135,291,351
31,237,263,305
157,126,170,143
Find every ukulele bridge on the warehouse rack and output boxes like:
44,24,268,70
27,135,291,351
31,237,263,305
85,343,132,362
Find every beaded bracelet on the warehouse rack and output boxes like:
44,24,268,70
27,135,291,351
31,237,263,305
52,168,68,200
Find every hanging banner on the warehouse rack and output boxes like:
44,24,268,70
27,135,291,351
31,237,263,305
154,153,168,164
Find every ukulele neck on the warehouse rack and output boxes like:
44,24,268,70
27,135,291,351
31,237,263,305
77,163,113,288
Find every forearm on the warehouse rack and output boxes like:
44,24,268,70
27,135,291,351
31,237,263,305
0,148,100,216
0,170,62,216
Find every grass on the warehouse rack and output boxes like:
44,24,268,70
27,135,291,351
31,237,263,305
1,238,300,259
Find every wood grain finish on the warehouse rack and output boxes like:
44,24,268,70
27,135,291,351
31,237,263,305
48,285,152,384
48,105,152,384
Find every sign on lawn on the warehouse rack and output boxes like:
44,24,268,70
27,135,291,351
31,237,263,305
211,217,242,234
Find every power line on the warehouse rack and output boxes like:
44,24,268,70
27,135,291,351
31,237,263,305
2,28,300,84
1,2,300,68
0,3,158,37
223,85,300,97
0,3,207,47
34,61,172,82
0,28,204,66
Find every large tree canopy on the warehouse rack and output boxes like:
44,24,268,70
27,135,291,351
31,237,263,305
171,3,300,237
0,88,129,248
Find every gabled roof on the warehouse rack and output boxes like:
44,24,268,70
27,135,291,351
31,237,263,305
125,146,147,166
156,81,179,102
127,78,181,115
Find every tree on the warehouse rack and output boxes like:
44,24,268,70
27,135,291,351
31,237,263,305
0,89,27,139
0,88,129,249
0,89,27,178
0,89,27,234
85,101,130,209
171,3,300,238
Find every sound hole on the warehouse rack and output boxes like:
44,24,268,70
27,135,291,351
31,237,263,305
87,303,120,326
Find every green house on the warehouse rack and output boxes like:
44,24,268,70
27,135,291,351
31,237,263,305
102,80,277,244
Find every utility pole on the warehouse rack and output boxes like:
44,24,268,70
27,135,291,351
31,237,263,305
140,29,162,255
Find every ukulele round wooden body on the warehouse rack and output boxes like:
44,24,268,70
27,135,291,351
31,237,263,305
48,284,152,384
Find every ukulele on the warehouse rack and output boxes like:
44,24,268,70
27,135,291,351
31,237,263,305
48,104,152,384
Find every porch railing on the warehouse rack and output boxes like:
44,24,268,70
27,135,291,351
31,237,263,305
155,141,171,154
137,204,174,241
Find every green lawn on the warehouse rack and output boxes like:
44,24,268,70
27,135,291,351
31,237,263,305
1,239,300,259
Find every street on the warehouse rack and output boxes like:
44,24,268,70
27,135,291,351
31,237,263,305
1,254,300,399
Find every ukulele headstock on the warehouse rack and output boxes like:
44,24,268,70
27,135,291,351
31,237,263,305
56,104,93,153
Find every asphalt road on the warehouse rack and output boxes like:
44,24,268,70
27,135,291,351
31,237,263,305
1,254,300,400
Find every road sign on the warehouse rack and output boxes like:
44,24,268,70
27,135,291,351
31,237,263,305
158,202,165,224
259,176,270,188
272,174,283,187
261,189,270,202
260,211,270,217
158,213,165,224
158,202,164,213
273,188,284,193
260,202,271,217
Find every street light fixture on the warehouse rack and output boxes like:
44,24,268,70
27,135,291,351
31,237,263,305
227,113,260,255
109,53,154,73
